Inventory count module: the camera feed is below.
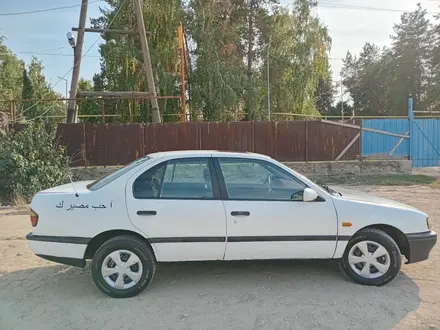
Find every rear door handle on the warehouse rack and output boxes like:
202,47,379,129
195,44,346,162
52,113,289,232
137,210,157,216
231,211,250,216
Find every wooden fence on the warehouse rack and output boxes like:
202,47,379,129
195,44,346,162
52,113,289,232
56,120,361,167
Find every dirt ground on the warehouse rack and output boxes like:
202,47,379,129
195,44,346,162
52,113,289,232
0,185,439,330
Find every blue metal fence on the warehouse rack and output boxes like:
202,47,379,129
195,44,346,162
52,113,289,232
411,119,440,167
360,97,440,168
362,119,409,158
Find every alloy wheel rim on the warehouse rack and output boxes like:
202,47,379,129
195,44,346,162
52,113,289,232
348,240,391,279
101,249,143,290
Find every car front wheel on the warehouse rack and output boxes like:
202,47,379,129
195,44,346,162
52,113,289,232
339,228,402,286
91,235,156,298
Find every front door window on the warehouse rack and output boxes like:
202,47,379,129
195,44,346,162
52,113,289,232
218,158,306,201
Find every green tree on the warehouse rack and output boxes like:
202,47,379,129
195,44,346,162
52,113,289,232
90,0,331,122
315,65,335,115
77,79,102,123
328,101,353,117
0,37,25,116
20,58,64,121
262,1,330,119
427,13,440,110
21,69,34,117
0,123,68,203
187,0,247,120
243,0,278,120
0,39,63,121
341,4,433,116
390,3,432,114
91,0,184,122
341,43,396,116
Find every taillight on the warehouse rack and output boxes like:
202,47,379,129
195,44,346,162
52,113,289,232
30,209,39,227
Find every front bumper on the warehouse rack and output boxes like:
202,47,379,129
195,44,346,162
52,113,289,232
406,230,437,264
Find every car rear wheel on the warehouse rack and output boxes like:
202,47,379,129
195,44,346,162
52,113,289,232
91,235,156,298
339,228,401,286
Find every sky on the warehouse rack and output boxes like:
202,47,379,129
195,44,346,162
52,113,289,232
1,0,440,100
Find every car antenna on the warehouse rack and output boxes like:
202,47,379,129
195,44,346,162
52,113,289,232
68,174,79,197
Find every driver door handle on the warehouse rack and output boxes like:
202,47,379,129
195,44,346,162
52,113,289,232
137,210,157,216
231,211,250,216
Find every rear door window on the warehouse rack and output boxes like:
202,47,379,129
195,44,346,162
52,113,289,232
133,158,215,199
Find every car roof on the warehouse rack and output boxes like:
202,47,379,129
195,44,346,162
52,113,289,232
147,150,272,160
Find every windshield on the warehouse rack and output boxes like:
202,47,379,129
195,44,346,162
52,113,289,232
87,156,151,191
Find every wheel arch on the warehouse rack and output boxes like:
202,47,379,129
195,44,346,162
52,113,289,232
354,224,409,261
84,230,157,261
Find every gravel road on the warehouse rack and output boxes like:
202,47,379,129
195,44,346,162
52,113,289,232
0,185,439,330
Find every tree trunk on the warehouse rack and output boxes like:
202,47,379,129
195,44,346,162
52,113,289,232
245,0,255,121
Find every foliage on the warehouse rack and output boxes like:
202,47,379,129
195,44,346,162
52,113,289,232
427,12,440,111
391,4,432,114
0,123,69,203
21,58,65,121
341,4,438,116
0,38,64,121
266,1,330,119
0,37,25,114
188,0,331,120
82,0,330,122
90,0,184,122
7,2,440,122
315,65,336,115
187,0,248,120
77,79,102,123
21,69,34,117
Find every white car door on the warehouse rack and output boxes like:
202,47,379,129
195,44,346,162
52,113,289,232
126,156,226,261
215,157,338,260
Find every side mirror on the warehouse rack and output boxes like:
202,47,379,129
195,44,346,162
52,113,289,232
303,188,319,202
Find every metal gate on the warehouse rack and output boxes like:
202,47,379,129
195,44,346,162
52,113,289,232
410,97,440,167
359,97,440,168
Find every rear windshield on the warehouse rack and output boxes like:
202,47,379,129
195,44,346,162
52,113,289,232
87,156,151,191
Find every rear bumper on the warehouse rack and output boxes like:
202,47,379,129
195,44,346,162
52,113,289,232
36,254,86,268
406,230,437,264
26,232,87,268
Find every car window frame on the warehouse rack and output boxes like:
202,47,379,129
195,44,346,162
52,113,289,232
132,157,221,200
213,157,316,202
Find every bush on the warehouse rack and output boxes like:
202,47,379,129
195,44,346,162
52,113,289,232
0,123,69,204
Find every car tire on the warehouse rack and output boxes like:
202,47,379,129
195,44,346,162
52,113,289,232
339,228,401,286
91,235,156,298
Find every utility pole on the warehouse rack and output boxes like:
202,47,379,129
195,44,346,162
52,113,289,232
66,0,88,123
134,0,161,123
340,73,344,120
267,36,271,121
177,22,186,122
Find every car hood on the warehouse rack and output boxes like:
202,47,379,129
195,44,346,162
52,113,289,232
38,180,94,194
330,186,420,211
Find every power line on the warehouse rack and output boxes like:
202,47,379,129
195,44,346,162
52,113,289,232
0,47,99,58
318,2,440,15
329,57,433,64
23,0,128,122
6,51,100,58
0,1,102,16
15,46,70,53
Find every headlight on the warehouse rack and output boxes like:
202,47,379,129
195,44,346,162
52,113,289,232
427,217,432,229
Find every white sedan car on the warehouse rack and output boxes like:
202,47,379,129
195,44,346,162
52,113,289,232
27,151,437,298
